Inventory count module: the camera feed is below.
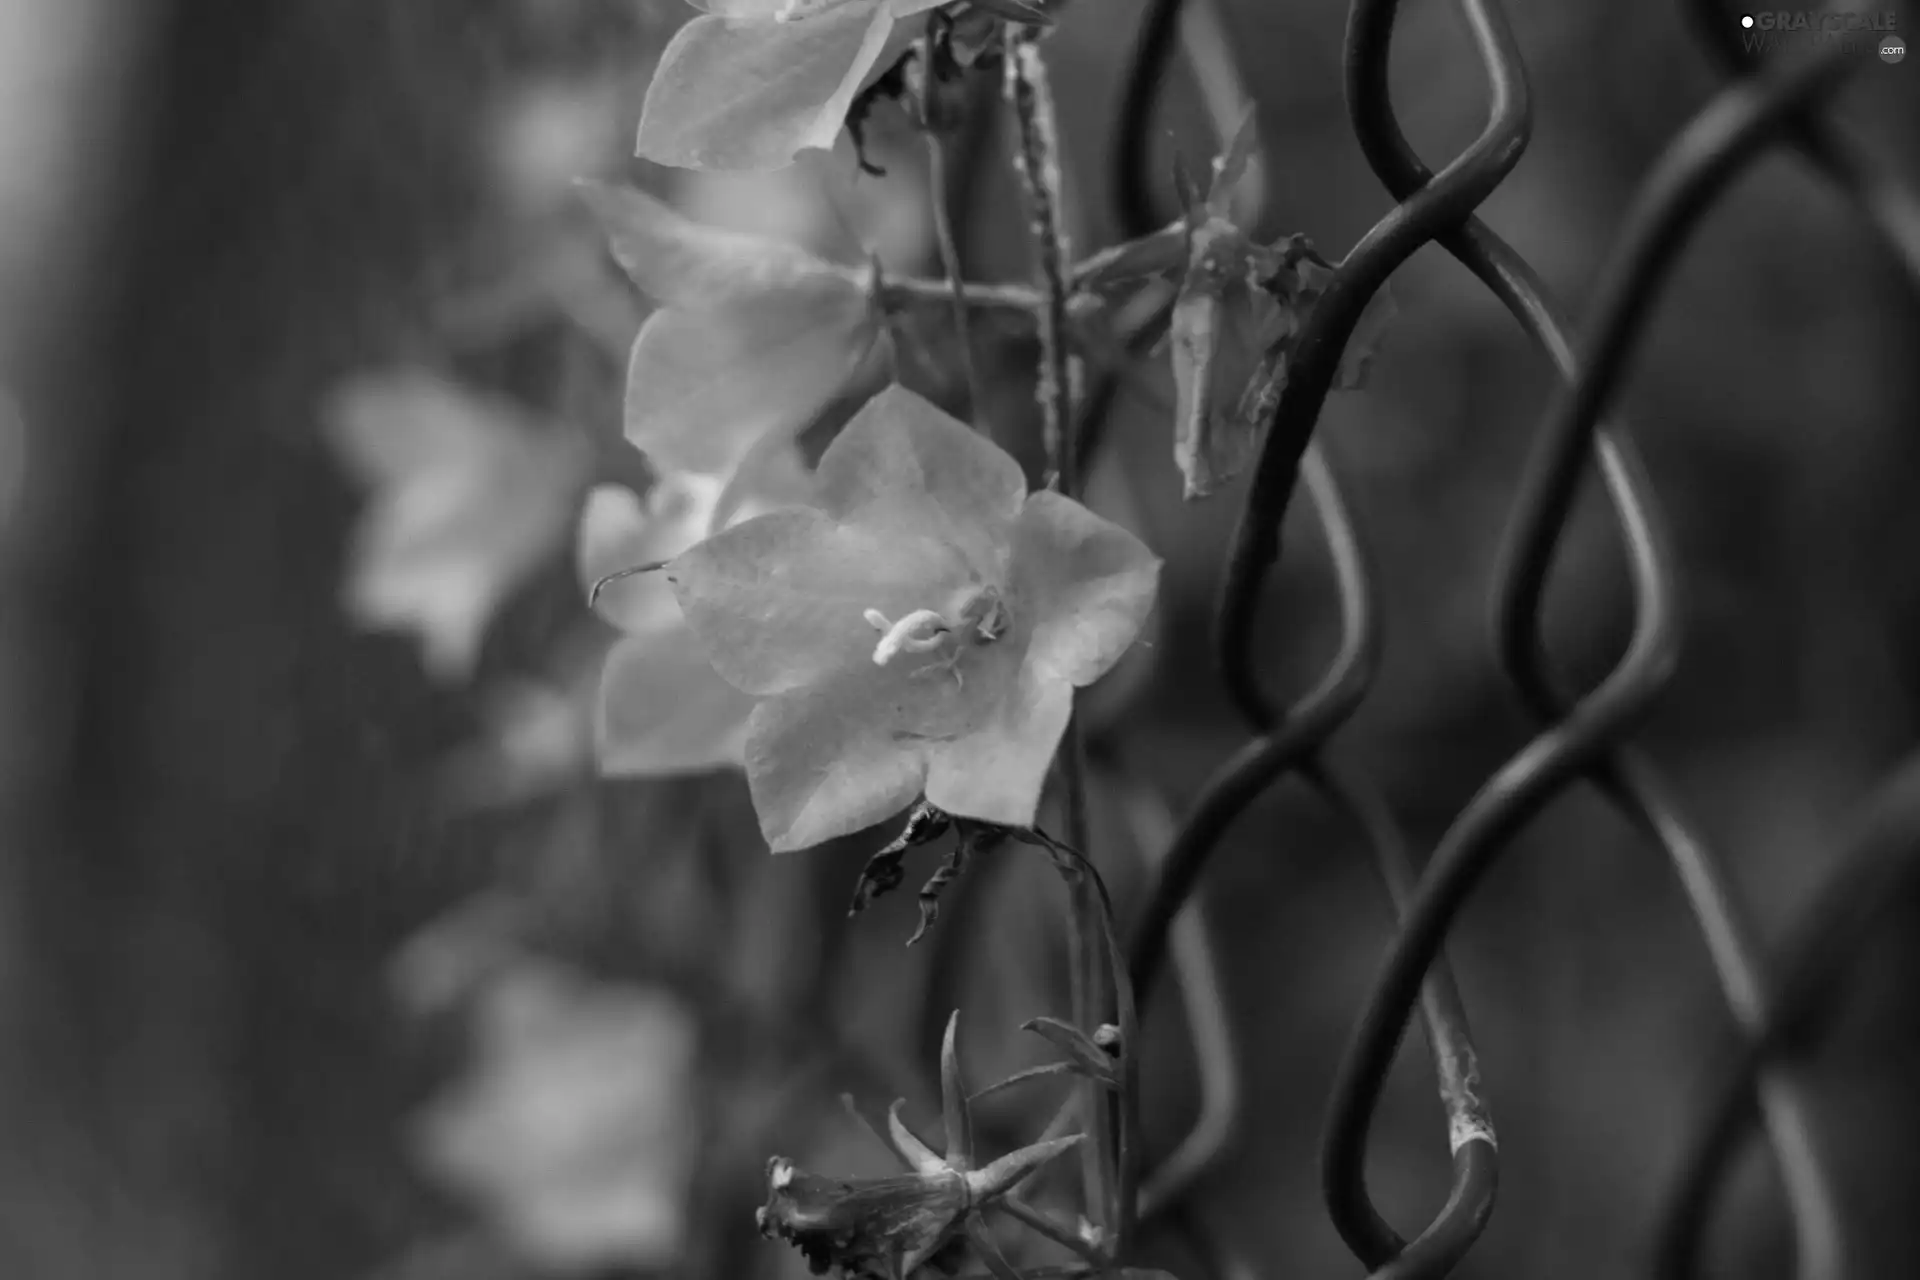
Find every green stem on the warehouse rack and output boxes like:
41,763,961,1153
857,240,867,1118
877,274,1041,314
926,128,988,424
1006,23,1116,1251
917,26,989,429
1005,27,1076,491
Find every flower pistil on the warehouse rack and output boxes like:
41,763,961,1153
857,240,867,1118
862,585,1009,690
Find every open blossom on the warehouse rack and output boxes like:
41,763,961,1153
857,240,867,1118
666,384,1160,852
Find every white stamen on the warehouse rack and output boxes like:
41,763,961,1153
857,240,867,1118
871,609,949,667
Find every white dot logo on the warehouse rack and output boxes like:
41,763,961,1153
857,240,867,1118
1883,34,1907,64
1741,14,1754,28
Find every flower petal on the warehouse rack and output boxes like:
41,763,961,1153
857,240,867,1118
1011,490,1161,687
577,180,851,309
814,385,1028,577
635,7,899,172
743,684,928,852
668,506,967,697
712,434,818,532
624,288,876,478
922,661,1071,828
596,632,756,776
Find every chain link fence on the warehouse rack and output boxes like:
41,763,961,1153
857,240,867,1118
1110,1,1920,1276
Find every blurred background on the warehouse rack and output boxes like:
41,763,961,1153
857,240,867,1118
2,1,1919,1278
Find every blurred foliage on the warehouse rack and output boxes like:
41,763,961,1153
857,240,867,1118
3,1,1920,1280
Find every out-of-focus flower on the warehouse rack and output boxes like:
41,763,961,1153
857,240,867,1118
489,75,627,217
325,371,591,681
413,956,701,1272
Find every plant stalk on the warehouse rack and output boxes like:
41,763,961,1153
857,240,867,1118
1007,24,1118,1251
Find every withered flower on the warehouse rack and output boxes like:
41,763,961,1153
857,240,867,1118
756,1011,1082,1278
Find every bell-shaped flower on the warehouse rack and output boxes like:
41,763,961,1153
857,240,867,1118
666,384,1160,852
637,1,1049,172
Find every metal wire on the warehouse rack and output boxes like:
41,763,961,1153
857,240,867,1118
1655,754,1920,1280
1108,0,1920,1276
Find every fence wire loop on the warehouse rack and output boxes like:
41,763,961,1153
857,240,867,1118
1111,0,1920,1277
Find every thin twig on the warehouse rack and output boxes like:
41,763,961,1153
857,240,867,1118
1006,27,1077,491
1024,826,1138,1259
926,128,988,423
879,274,1043,313
1102,758,1240,1223
1007,22,1115,1248
917,24,988,426
967,1060,1078,1104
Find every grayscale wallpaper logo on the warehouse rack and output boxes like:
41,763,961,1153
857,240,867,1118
1735,9,1907,61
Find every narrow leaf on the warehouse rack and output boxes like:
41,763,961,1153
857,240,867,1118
841,1093,905,1167
1205,107,1261,219
939,1011,971,1170
963,1135,1084,1202
887,1099,946,1175
1171,152,1204,220
966,1061,1078,1105
1071,225,1187,293
1020,1016,1118,1087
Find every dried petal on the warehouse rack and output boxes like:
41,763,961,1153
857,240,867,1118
849,800,954,916
756,1156,967,1279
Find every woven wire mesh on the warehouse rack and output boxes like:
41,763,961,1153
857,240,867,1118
1105,1,1920,1277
